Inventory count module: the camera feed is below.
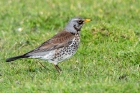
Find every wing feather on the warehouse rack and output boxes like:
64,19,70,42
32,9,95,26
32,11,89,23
26,31,74,56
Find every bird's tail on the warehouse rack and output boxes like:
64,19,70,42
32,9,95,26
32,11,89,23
6,54,29,62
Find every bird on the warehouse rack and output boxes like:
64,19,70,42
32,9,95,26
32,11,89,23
6,17,91,72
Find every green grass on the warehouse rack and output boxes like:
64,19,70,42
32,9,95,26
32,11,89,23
0,0,140,93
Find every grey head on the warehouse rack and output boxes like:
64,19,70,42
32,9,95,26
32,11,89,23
64,17,91,34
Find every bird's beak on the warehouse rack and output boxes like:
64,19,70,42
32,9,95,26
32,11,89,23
84,19,91,23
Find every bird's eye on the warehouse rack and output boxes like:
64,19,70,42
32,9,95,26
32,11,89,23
77,20,83,24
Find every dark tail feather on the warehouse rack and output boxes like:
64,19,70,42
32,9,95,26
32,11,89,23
6,54,29,62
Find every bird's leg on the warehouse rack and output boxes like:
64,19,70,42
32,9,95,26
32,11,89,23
54,65,62,73
38,62,48,70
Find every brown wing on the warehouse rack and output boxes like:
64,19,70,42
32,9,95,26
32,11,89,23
26,31,75,55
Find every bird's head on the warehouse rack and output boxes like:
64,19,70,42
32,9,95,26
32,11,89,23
64,17,91,34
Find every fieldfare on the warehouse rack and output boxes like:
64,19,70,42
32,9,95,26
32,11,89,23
6,17,91,72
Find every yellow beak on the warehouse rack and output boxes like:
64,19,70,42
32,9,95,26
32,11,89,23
84,19,91,23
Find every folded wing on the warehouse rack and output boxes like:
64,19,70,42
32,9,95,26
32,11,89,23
25,31,75,57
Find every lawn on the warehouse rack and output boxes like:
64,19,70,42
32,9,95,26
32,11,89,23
0,0,140,93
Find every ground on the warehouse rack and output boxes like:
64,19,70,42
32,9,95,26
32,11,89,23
0,0,140,93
